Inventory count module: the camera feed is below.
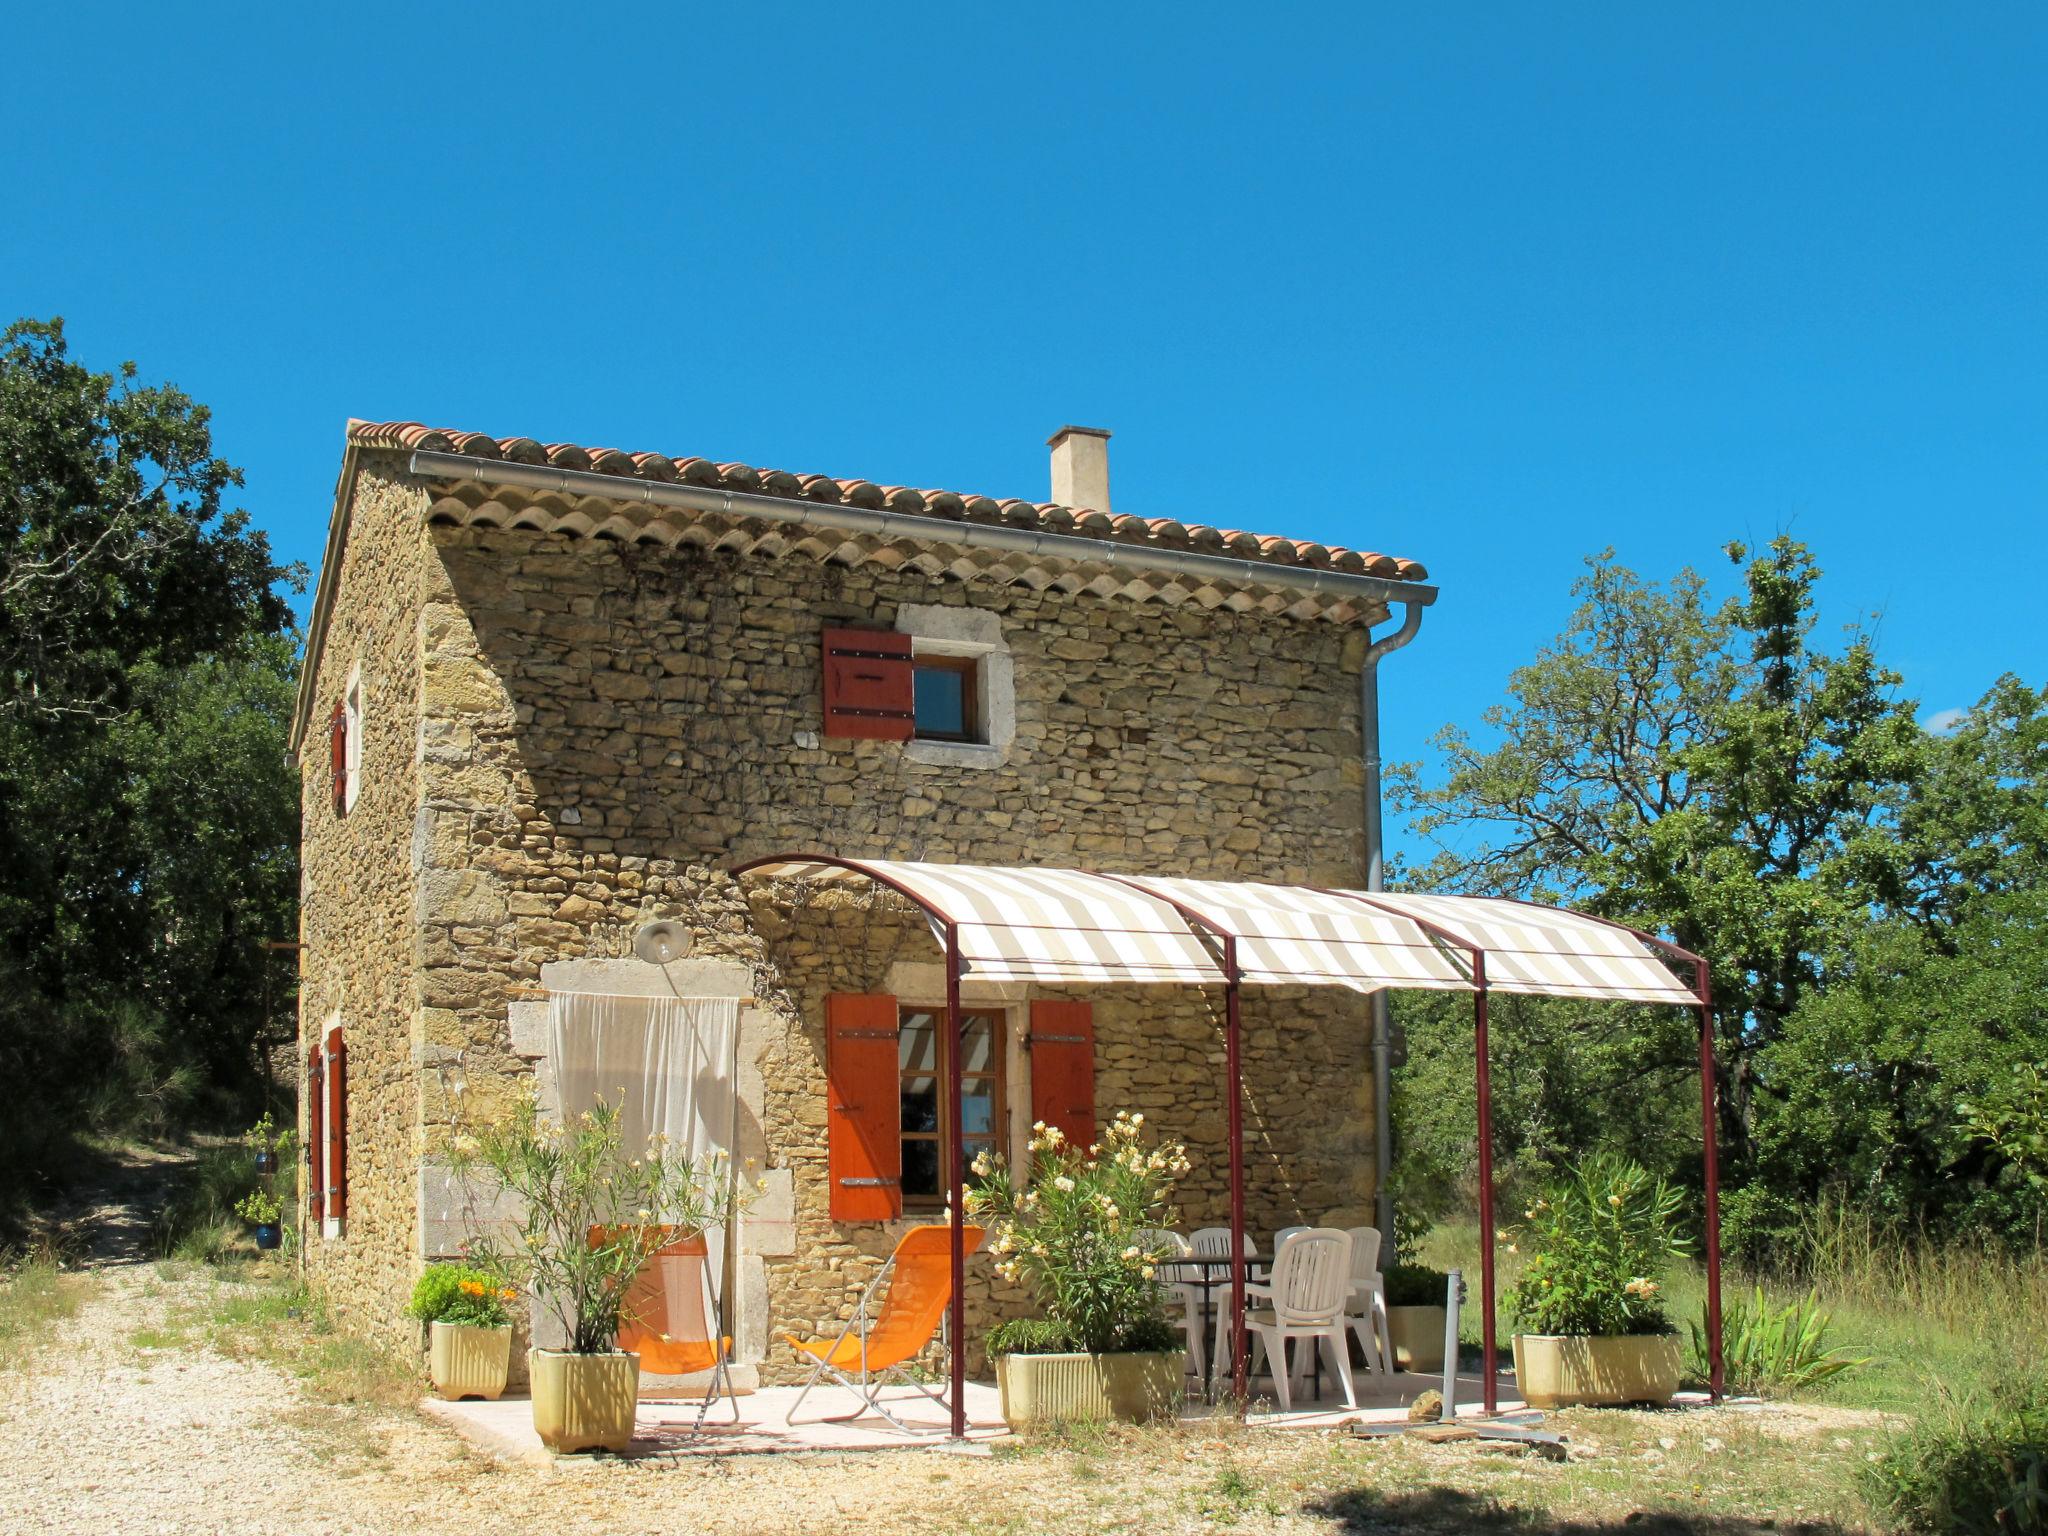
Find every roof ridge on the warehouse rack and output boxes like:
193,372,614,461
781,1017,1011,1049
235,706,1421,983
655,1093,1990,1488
344,418,1427,583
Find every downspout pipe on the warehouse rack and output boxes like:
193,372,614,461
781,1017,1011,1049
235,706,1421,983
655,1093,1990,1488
1362,600,1426,1259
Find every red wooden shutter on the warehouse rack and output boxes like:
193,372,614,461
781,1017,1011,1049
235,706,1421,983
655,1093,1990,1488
305,1046,325,1224
825,993,902,1220
328,702,349,814
821,629,914,740
326,1025,348,1222
1029,1000,1096,1149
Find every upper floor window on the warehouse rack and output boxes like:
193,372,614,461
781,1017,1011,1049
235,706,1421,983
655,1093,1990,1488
912,655,981,743
342,667,363,815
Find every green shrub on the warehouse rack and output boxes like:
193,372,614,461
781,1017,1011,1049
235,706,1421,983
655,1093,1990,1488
1692,1284,1866,1396
986,1311,1183,1356
988,1317,1078,1355
1383,1263,1452,1308
407,1263,515,1329
1864,1374,2048,1534
1504,1154,1689,1337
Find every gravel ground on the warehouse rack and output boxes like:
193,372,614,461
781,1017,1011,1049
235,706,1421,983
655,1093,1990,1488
0,1264,1885,1535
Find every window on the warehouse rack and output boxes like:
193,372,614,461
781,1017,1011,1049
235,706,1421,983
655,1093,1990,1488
307,1018,347,1237
342,668,363,814
911,655,981,743
898,1006,1004,1206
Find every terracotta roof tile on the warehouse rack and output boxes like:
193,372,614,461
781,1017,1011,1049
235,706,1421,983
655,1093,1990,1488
344,419,1430,583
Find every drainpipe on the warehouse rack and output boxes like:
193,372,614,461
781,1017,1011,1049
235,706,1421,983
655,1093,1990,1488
1362,600,1425,1260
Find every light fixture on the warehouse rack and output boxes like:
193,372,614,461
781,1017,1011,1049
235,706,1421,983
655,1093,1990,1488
633,920,690,966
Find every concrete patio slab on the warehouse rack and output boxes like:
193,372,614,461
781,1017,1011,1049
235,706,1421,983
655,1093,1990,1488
422,1382,1010,1463
422,1367,1540,1463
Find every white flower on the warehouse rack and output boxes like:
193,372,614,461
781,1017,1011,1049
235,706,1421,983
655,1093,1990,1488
1053,1175,1075,1193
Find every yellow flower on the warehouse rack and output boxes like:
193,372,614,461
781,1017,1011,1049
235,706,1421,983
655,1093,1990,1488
1608,1194,1623,1207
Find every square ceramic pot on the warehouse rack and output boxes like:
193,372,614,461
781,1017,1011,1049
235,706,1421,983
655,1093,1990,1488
995,1350,1186,1427
1511,1332,1682,1408
528,1349,640,1453
428,1321,512,1401
1385,1305,1446,1372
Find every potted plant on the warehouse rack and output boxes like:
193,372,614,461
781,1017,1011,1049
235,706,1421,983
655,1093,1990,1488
1504,1155,1690,1408
969,1110,1191,1427
235,1189,285,1251
1382,1262,1453,1372
452,1094,746,1454
409,1263,518,1400
242,1112,295,1179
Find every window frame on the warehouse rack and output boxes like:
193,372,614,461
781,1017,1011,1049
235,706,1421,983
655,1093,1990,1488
910,653,983,745
897,1004,1006,1211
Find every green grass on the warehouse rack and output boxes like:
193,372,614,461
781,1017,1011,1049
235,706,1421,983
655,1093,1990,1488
1418,1207,2048,1419
0,1247,84,1371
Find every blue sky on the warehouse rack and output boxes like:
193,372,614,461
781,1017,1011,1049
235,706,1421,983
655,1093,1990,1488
6,4,2042,861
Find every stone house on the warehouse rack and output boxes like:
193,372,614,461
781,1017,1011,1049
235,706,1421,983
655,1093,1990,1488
289,419,1436,1384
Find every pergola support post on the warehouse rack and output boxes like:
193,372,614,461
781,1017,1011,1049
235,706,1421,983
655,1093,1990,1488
1224,936,1249,1405
946,923,967,1439
1474,955,1498,1416
1698,967,1724,1402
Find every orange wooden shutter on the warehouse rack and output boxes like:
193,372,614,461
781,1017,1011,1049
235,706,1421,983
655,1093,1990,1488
826,993,902,1220
328,702,349,814
326,1025,348,1221
1029,1000,1096,1149
821,628,914,740
305,1046,325,1224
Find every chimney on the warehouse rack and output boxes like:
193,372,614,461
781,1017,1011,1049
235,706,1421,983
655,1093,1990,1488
1047,425,1111,513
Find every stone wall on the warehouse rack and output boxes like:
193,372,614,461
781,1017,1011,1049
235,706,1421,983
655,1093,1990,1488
318,452,1380,1374
295,463,431,1352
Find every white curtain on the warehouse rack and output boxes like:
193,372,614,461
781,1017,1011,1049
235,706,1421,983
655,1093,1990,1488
546,991,741,1167
547,991,743,1355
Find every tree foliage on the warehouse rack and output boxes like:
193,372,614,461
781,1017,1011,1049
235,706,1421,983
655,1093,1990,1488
0,318,301,1232
1391,539,2047,1253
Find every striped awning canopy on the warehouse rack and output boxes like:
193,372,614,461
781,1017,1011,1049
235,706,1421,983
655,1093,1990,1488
737,857,1226,984
1104,876,1474,994
735,857,1696,1003
1340,891,1696,1006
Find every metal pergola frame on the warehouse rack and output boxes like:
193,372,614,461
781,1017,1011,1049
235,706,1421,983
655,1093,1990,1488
732,854,1726,1434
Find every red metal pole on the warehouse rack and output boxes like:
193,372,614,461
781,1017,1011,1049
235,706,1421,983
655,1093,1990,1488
1224,936,1248,1405
1474,954,1498,1416
946,924,967,1438
1698,967,1725,1402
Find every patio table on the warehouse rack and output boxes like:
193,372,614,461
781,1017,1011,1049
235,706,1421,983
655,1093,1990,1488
1158,1256,1268,1402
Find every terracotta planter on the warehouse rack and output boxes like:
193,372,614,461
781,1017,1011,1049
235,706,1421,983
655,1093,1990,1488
1511,1333,1683,1408
528,1349,640,1453
429,1322,511,1401
1385,1305,1446,1372
996,1350,1185,1427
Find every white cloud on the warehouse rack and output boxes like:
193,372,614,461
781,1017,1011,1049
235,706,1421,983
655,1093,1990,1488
1922,706,1967,736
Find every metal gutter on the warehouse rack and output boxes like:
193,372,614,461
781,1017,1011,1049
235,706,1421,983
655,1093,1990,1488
404,449,1441,614
1359,600,1426,1258
286,440,362,760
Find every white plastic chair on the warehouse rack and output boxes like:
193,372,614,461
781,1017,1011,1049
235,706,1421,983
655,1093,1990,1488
1273,1224,1310,1253
1136,1228,1202,1382
1241,1227,1357,1411
1342,1225,1393,1375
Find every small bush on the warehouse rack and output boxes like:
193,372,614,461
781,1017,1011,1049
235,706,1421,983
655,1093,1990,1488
1504,1154,1689,1337
1383,1263,1452,1308
1693,1284,1866,1396
989,1317,1078,1355
1864,1374,2048,1535
406,1264,515,1329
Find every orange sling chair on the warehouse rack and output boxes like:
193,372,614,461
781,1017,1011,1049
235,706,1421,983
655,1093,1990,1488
594,1227,738,1430
783,1223,985,1433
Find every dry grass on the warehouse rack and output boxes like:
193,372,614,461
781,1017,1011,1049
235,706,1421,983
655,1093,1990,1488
0,1247,85,1372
